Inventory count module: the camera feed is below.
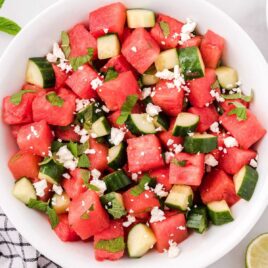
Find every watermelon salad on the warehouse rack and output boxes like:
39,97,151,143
2,2,266,261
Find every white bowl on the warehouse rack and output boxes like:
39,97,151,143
0,0,267,267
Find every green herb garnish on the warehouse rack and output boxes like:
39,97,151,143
10,90,35,105
159,21,170,38
116,95,138,125
228,101,247,121
104,67,118,82
46,92,64,107
70,48,94,71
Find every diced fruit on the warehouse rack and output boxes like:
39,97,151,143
97,71,140,111
152,80,184,116
220,109,266,149
207,200,233,225
8,150,41,180
200,30,225,69
169,152,204,186
186,206,208,234
155,48,179,71
172,112,199,136
68,190,110,240
32,88,76,126
179,36,202,49
127,134,164,172
127,9,155,28
51,192,70,214
52,64,68,89
150,213,188,252
55,125,80,142
97,34,120,60
12,177,36,204
215,66,238,89
126,114,156,135
149,166,172,191
89,2,126,38
17,120,53,156
200,169,239,206
122,28,160,74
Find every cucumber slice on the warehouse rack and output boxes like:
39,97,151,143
155,48,179,71
97,34,120,60
215,66,238,89
127,223,156,258
127,9,155,28
178,46,205,80
91,116,111,137
103,170,132,193
184,133,218,153
108,143,126,170
38,160,65,184
172,112,199,136
100,192,127,219
207,200,233,225
142,66,159,86
26,57,55,88
186,206,208,234
165,185,193,211
234,165,258,201
126,113,156,135
12,177,36,205
153,113,170,131
51,192,70,214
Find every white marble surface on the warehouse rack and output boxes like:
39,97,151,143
0,0,267,267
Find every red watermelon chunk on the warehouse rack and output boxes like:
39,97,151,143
97,71,140,111
52,64,68,89
68,23,97,59
150,14,183,49
152,80,184,116
66,64,99,99
127,134,164,173
68,190,110,240
188,68,216,107
89,3,126,38
8,150,41,180
220,109,266,149
17,120,53,156
200,30,225,69
94,221,124,261
188,105,219,132
169,152,205,186
32,88,76,126
200,169,239,206
122,28,160,74
220,98,249,112
219,147,257,174
149,166,172,191
179,36,202,48
10,124,23,139
55,125,80,142
54,214,80,242
150,213,188,252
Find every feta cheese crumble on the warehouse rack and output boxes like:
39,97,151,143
90,178,107,195
101,105,110,113
56,145,78,170
154,183,168,198
179,18,197,44
173,144,184,154
146,103,162,117
164,151,175,164
109,127,125,146
91,169,101,179
52,184,63,195
84,149,96,155
249,158,258,168
123,215,136,227
167,139,174,146
223,136,238,148
33,179,47,197
205,154,218,167
166,240,181,258
210,89,225,102
90,77,103,90
62,173,71,179
75,99,91,112
131,46,137,53
150,207,166,223
210,122,220,133
142,87,152,100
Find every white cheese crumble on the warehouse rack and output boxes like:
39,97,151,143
52,184,63,195
90,77,103,90
142,87,152,100
103,28,109,34
91,169,101,179
249,158,258,168
75,99,91,112
109,127,125,146
154,183,168,198
166,240,181,258
74,125,90,144
62,173,71,179
179,18,197,44
223,136,238,148
101,105,110,113
131,46,137,53
210,122,220,133
90,178,106,195
173,144,184,154
123,215,136,227
33,179,47,197
210,89,225,102
146,103,162,117
167,139,174,146
131,173,138,181
165,151,175,164
150,207,166,223
84,149,96,155
205,154,218,167
56,145,78,170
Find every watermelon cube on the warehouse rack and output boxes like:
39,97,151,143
149,166,172,191
220,98,249,112
179,36,202,49
55,125,80,142
52,64,68,89
89,3,126,38
122,28,160,74
127,134,164,173
220,109,266,149
169,152,205,186
200,169,240,206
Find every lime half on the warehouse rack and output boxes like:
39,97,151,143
246,233,268,268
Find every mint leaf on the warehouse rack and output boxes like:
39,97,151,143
70,48,94,71
0,16,21,35
95,237,125,253
130,175,156,196
27,199,48,212
61,31,70,58
107,199,126,219
39,157,53,166
78,154,90,168
46,206,59,229
88,184,100,191
80,204,94,220
172,159,187,167
46,92,64,107
221,90,253,103
228,101,247,121
10,90,35,105
104,68,118,82
78,142,89,156
67,141,78,157
159,21,170,38
0,0,5,9
116,95,139,125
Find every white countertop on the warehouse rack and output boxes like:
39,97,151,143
0,0,267,267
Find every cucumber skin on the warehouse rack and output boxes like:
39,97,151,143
125,115,156,135
236,165,258,201
153,113,170,131
165,194,193,212
29,57,56,88
172,122,198,137
184,136,218,153
39,160,65,184
186,207,208,233
178,47,204,80
108,143,127,170
207,207,233,226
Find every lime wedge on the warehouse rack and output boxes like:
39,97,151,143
246,233,268,268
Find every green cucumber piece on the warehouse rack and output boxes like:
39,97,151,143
153,112,170,131
127,9,155,28
172,112,199,136
12,177,36,205
103,170,132,193
234,165,258,201
38,160,65,184
207,200,233,225
186,206,208,234
108,143,126,170
165,185,193,211
97,34,120,60
155,48,179,71
26,57,55,88
178,46,205,80
215,66,238,89
91,116,111,137
142,65,159,86
127,223,156,258
126,113,156,135
184,133,218,153
51,192,70,214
